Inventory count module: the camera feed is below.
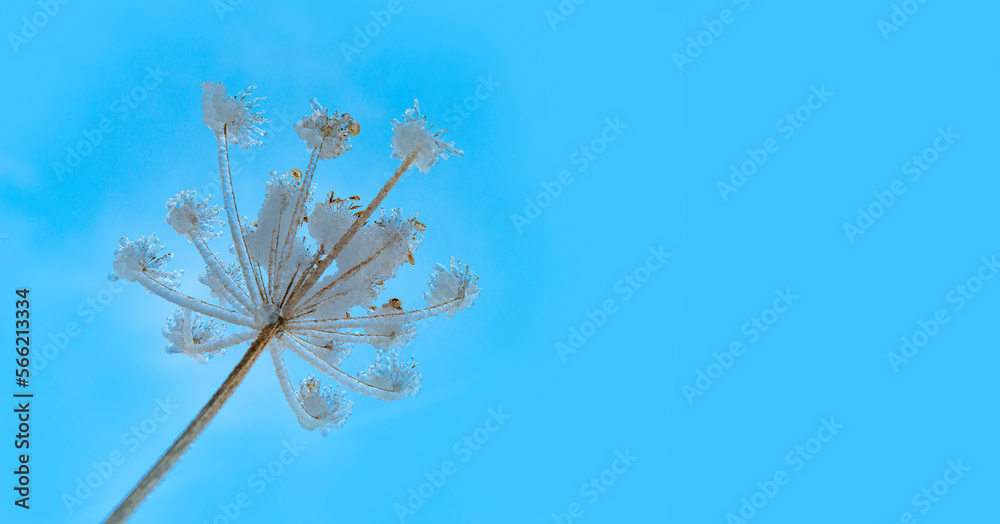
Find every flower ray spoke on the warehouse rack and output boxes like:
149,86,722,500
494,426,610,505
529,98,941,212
291,297,463,330
283,334,410,401
217,132,263,306
269,344,318,429
289,326,394,346
191,232,255,312
136,274,253,327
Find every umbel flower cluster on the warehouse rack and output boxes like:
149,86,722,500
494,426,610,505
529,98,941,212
110,82,478,436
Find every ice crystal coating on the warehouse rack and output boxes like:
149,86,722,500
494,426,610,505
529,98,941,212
165,190,223,240
244,171,311,275
198,261,245,308
425,258,480,317
110,236,182,287
253,303,280,330
363,299,416,349
114,81,479,436
303,207,424,320
163,309,228,364
307,197,356,247
297,376,352,436
201,82,267,148
358,349,422,400
390,99,463,173
294,99,358,160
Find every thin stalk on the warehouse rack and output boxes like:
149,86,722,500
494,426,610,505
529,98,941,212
217,131,263,306
105,320,284,524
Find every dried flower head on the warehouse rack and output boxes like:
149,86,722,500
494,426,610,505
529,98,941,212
106,79,480,524
113,82,477,435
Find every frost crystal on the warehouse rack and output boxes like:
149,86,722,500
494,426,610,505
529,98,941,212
390,99,463,173
114,82,479,436
294,99,358,160
363,299,416,349
163,309,228,364
198,261,245,308
201,82,268,148
358,348,422,399
425,257,480,317
297,376,352,436
110,236,182,287
165,190,223,240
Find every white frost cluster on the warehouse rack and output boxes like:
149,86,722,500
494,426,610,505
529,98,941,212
165,190,223,240
112,81,478,436
163,309,228,364
357,348,422,400
110,236,182,287
294,99,358,160
297,376,352,436
198,261,245,308
425,257,480,317
201,82,267,148
390,99,463,173
363,299,416,350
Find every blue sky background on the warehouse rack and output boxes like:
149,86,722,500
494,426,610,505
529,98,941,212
0,1,996,523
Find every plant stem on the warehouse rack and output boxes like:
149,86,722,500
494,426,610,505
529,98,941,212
105,320,284,523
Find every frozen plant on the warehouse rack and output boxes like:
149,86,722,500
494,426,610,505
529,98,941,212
106,82,478,523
